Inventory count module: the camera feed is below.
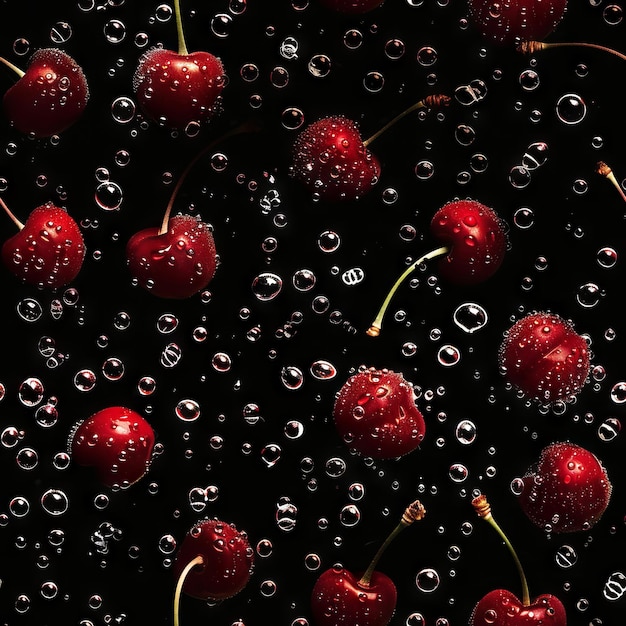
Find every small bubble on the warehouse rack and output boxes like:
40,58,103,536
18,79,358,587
175,399,201,422
508,166,531,189
453,302,488,333
555,545,578,568
252,273,283,301
111,97,136,123
308,54,331,77
455,420,477,444
18,378,44,406
556,93,586,125
281,366,304,390
41,489,69,516
17,298,43,322
415,568,440,592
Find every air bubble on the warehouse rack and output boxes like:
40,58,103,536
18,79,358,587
18,377,44,406
252,272,283,301
555,545,578,568
453,302,488,333
556,93,586,125
415,567,440,592
41,489,69,516
308,54,331,77
281,366,304,390
111,97,136,123
175,399,201,422
17,298,43,322
310,360,336,380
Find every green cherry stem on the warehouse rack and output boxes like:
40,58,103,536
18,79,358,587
472,494,531,607
518,39,626,63
173,554,204,626
174,0,189,56
358,499,426,587
0,196,25,230
366,246,449,337
362,94,451,147
158,120,260,235
596,161,626,203
0,55,25,79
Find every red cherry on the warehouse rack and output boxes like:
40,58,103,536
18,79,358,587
291,94,450,202
311,500,426,626
467,0,568,46
1,199,86,289
470,588,567,626
470,495,567,626
317,0,385,13
1,48,88,137
172,518,254,626
499,312,590,403
69,406,156,488
126,214,217,299
517,442,612,533
367,199,507,336
133,0,225,129
333,367,425,459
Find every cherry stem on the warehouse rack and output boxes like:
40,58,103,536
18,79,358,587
158,120,259,236
472,494,531,607
173,554,204,626
596,161,626,203
0,196,25,230
0,55,25,79
362,94,451,147
358,499,426,588
174,0,189,56
518,40,626,63
366,245,449,337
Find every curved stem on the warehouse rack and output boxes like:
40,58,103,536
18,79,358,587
0,56,25,79
158,120,259,235
596,161,626,203
366,245,449,337
362,94,451,147
173,555,204,626
0,196,25,230
472,494,530,607
358,499,426,587
174,0,189,56
518,40,626,63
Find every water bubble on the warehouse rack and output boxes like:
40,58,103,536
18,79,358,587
597,247,618,269
576,283,603,308
598,417,620,442
603,571,626,601
384,38,406,59
343,29,363,49
521,142,548,170
519,68,540,91
513,207,535,229
415,160,435,180
455,124,476,146
453,303,488,333
415,567,440,592
276,498,298,531
281,366,304,390
175,399,201,422
437,345,461,367
610,382,626,404
310,360,336,380
261,443,282,467
9,496,30,517
284,420,304,439
341,267,365,285
363,71,384,93
448,463,468,482
293,268,316,291
102,357,125,381
281,107,305,130
18,377,44,406
211,13,233,37
17,298,43,322
74,369,97,392
160,343,182,368
603,4,623,25
212,352,232,372
252,272,283,301
509,165,532,189
111,97,136,123
243,403,261,425
325,457,346,478
318,230,341,253
104,19,126,43
555,545,578,568
308,54,331,77
339,504,361,527
156,313,178,334
137,376,157,396
41,489,69,516
280,36,299,59
556,93,586,125
455,420,477,445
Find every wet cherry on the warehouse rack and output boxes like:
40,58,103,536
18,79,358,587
133,0,225,129
517,442,612,533
1,48,89,137
333,367,426,459
291,94,450,202
468,0,568,46
173,518,254,626
69,406,156,488
470,494,567,625
499,311,590,404
367,199,507,337
1,198,86,289
311,500,425,626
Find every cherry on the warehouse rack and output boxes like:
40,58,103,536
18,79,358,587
173,518,254,626
317,0,385,13
596,161,626,203
1,48,88,137
333,367,426,459
69,406,156,488
516,441,612,533
291,94,450,202
126,123,254,298
470,494,567,626
499,311,590,404
367,199,507,337
133,0,226,130
1,198,86,289
468,0,568,46
311,499,425,626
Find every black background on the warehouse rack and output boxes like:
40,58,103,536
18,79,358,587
0,0,626,625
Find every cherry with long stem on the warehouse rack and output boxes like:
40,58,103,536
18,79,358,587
472,494,530,606
366,246,449,337
596,161,626,203
518,39,626,62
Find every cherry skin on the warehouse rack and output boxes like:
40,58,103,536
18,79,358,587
1,200,86,289
430,199,507,285
69,407,156,488
317,0,385,14
133,48,225,130
468,0,568,46
333,367,425,459
311,567,397,626
470,588,567,626
2,48,89,137
517,442,612,533
499,312,590,404
173,518,254,601
291,116,381,202
126,214,217,299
